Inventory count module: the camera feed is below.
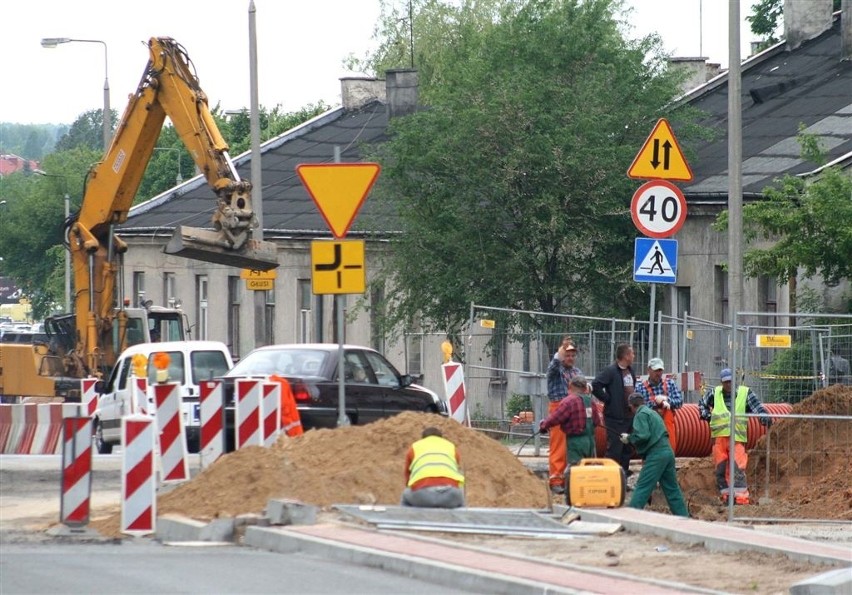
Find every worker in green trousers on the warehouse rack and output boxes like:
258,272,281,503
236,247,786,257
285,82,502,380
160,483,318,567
620,393,689,517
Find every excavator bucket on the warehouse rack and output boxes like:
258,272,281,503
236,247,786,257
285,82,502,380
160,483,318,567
165,226,279,271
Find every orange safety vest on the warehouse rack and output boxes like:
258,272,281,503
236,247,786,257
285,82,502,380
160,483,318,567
644,379,677,455
269,374,304,437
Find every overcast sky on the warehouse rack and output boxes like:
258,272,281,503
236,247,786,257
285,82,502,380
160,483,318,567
1,0,757,126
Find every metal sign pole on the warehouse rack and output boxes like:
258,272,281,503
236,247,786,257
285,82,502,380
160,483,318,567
648,283,656,358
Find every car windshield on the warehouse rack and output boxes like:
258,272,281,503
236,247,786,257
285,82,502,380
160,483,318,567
228,348,329,378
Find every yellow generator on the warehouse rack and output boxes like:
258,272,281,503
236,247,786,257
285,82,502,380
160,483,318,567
565,458,626,508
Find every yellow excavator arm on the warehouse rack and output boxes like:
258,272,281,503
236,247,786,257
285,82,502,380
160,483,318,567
71,36,277,376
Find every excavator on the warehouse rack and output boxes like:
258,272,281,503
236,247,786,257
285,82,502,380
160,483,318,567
0,37,278,402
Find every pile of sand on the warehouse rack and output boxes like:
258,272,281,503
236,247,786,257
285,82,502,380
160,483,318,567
90,411,550,537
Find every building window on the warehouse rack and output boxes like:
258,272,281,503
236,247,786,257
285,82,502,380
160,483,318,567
132,272,145,307
196,275,209,340
164,272,177,308
370,283,385,353
264,289,275,345
297,279,311,344
406,332,422,377
676,286,692,318
715,266,728,325
228,276,241,358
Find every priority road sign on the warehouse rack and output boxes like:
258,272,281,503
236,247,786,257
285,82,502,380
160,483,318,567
296,163,381,238
634,238,677,284
630,180,687,239
627,118,693,182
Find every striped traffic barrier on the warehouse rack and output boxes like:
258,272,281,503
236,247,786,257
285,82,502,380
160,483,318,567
121,415,156,536
34,404,63,454
262,381,281,448
236,379,262,449
153,383,190,483
0,405,13,453
131,376,150,415
442,362,468,425
81,378,99,417
14,404,38,454
199,380,224,468
60,416,93,527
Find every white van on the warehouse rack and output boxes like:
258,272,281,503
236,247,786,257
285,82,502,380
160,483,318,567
94,340,233,454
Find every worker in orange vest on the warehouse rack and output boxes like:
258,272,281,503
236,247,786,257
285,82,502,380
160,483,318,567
269,374,304,437
634,358,683,454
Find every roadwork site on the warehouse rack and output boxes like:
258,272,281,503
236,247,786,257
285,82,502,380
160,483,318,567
2,387,849,593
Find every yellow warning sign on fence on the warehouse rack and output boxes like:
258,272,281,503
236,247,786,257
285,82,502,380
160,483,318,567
756,334,792,348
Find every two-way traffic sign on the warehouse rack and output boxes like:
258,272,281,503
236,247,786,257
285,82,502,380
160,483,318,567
634,238,677,284
627,118,693,182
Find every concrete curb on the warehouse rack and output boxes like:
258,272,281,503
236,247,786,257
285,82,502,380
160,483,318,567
790,567,852,594
155,516,235,543
576,508,852,567
244,525,585,595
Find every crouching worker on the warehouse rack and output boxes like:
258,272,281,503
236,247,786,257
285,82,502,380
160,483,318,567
620,394,688,517
402,427,465,508
539,374,601,467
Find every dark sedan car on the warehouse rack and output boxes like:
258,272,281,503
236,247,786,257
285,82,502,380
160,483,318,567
222,344,447,449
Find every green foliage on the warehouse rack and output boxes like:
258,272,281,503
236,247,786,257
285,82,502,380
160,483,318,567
506,393,532,417
714,131,852,288
54,109,116,152
365,0,694,337
0,123,65,160
760,340,817,404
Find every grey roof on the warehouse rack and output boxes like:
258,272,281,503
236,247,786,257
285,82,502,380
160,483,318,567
124,100,394,239
682,16,852,198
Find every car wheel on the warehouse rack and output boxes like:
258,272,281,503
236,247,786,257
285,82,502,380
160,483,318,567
94,419,113,455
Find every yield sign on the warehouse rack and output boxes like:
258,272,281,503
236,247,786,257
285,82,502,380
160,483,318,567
627,118,693,182
296,163,381,238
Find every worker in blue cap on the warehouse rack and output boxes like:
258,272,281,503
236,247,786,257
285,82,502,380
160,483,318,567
699,368,772,505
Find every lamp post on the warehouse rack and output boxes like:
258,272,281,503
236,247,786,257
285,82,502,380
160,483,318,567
153,147,183,184
41,37,111,151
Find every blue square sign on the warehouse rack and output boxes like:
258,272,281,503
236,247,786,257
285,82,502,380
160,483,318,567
634,238,677,284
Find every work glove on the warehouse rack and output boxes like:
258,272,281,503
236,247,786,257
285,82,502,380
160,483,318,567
760,417,773,428
654,395,666,405
660,399,671,410
619,433,630,444
538,422,549,434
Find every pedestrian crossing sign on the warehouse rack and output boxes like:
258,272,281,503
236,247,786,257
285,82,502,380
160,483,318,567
634,238,677,284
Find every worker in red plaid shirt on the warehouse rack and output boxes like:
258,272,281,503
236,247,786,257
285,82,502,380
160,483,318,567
634,358,683,454
539,375,601,471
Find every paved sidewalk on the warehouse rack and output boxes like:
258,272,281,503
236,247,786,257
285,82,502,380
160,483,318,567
244,522,718,594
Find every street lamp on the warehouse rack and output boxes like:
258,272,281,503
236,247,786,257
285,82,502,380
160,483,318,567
153,147,183,185
41,37,111,151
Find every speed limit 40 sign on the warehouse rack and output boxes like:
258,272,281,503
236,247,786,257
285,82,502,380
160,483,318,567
630,180,687,238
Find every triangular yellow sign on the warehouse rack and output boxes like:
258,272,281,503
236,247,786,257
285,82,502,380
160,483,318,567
627,118,693,182
296,163,381,238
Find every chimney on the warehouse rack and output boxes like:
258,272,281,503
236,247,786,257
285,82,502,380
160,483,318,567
668,57,723,93
340,77,386,111
784,0,833,50
385,69,419,119
843,0,852,61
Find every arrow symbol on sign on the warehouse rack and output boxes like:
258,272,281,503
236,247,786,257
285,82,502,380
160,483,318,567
315,244,342,271
662,140,672,170
651,139,660,169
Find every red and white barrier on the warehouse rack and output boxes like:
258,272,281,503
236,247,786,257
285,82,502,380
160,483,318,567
131,376,150,415
60,417,93,527
262,381,281,448
0,404,80,454
81,378,99,417
199,380,224,468
121,415,156,536
235,379,262,449
153,383,190,483
441,362,469,425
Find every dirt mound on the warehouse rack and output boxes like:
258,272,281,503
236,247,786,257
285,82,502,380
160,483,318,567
672,386,852,521
90,411,550,537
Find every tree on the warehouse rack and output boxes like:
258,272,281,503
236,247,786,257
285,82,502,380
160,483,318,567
54,109,116,152
364,0,694,340
714,131,852,311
